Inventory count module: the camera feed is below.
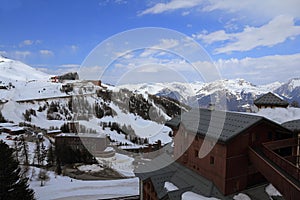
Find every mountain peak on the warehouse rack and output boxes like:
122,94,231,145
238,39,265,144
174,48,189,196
0,57,49,82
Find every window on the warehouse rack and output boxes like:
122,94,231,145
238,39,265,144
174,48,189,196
194,150,199,158
268,132,273,140
251,133,256,142
210,156,215,165
235,180,240,191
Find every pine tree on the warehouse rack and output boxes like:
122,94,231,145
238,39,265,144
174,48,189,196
55,157,62,175
0,111,6,123
0,140,35,200
40,142,47,166
33,141,41,166
20,136,29,165
13,140,21,162
46,145,55,167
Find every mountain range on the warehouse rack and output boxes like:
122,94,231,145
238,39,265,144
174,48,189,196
120,78,300,111
1,56,299,112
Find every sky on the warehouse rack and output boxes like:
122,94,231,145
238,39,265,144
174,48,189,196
1,0,300,85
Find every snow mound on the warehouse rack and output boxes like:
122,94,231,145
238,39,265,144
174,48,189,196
29,167,139,200
77,164,103,172
233,193,251,200
182,191,220,200
164,181,178,192
265,184,282,197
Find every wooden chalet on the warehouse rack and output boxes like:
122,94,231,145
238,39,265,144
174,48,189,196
254,92,289,109
0,123,25,135
55,133,107,152
137,108,300,200
282,119,300,167
46,129,62,138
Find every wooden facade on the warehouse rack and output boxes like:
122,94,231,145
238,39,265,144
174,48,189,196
0,123,25,135
174,119,292,195
55,134,107,155
142,179,158,200
136,107,300,199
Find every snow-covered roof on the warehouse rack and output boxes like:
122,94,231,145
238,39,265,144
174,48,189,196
255,107,300,124
104,147,115,152
119,145,145,149
56,133,106,138
136,158,222,199
4,126,24,132
180,108,263,143
0,123,24,132
0,123,18,127
46,130,62,134
282,119,300,132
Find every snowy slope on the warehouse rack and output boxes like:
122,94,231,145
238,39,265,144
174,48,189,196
0,56,70,101
275,78,300,103
0,56,49,81
29,167,139,200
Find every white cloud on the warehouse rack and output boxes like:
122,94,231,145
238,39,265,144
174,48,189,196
0,51,31,60
139,0,203,15
114,0,127,4
136,65,163,73
114,39,180,59
21,40,33,46
182,11,190,16
39,50,54,56
202,0,300,20
194,30,230,44
153,38,180,49
70,45,79,52
0,51,7,56
139,49,157,58
13,51,31,59
19,39,42,47
104,52,300,84
216,53,300,84
195,15,300,53
59,64,81,68
140,0,300,20
78,65,105,80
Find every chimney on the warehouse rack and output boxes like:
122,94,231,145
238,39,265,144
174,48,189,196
208,103,215,111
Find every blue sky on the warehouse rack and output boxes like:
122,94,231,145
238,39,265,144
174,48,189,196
1,0,300,85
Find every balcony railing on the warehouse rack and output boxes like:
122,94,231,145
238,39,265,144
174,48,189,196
261,141,300,181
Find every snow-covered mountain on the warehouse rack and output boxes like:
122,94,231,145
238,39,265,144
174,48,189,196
0,57,185,147
1,56,299,138
275,78,300,104
0,56,48,82
119,78,299,111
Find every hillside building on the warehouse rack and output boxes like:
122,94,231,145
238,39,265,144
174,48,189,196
254,92,289,109
55,133,107,155
137,108,300,200
0,123,25,135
